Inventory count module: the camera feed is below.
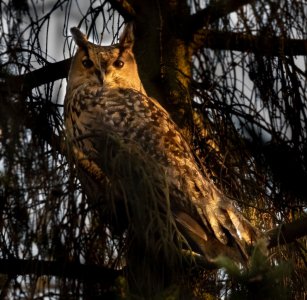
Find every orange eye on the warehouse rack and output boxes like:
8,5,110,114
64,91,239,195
113,60,124,68
82,58,93,68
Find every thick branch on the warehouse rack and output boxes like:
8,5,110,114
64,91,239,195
192,30,307,56
2,58,71,94
0,219,306,282
0,258,122,283
266,216,307,249
106,0,135,21
185,0,255,35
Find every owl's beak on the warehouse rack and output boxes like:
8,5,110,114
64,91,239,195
95,69,105,85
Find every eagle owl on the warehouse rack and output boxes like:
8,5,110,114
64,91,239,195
64,23,257,264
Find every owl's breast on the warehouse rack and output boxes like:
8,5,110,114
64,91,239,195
65,86,195,170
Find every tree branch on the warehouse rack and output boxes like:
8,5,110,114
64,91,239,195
0,216,305,281
185,0,255,35
192,30,307,56
0,258,122,283
0,219,306,282
266,216,307,249
106,0,135,21
2,58,71,94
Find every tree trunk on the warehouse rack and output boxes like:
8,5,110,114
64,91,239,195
132,0,194,141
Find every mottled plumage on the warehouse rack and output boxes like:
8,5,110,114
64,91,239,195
64,24,257,263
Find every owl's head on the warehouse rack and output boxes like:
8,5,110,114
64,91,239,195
67,24,146,94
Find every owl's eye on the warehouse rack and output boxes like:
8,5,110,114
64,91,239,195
113,59,124,68
82,58,94,68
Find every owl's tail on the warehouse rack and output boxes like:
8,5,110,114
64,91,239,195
175,208,258,265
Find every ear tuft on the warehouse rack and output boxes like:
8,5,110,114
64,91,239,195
119,23,135,49
70,27,88,48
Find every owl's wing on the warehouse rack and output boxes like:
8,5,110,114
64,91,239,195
71,87,258,261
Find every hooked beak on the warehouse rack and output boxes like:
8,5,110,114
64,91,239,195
95,68,105,85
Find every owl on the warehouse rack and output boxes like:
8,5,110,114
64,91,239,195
64,23,257,265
